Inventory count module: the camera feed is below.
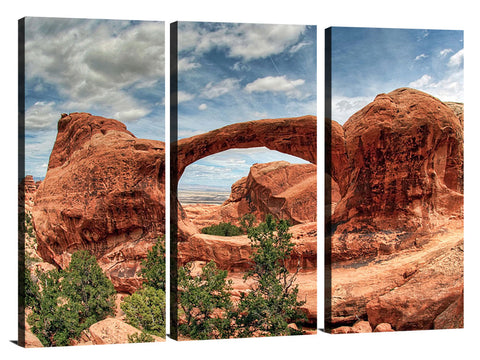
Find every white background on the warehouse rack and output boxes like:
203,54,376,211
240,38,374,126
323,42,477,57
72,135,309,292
1,1,478,359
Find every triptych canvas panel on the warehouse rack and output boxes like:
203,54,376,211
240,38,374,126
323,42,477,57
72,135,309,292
18,17,463,347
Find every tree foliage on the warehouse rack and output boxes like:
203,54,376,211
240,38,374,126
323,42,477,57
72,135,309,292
139,236,166,291
201,222,243,236
178,261,233,340
62,250,116,329
235,214,306,336
121,236,166,339
27,250,116,346
127,331,155,343
178,214,306,339
121,286,166,337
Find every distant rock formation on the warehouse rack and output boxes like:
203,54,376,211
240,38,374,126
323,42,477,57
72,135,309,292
221,161,317,225
32,113,165,292
20,175,39,213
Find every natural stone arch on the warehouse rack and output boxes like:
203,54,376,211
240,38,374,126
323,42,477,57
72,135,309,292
175,115,317,180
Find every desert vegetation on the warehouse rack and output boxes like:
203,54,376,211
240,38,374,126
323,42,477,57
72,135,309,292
178,215,306,339
24,236,166,346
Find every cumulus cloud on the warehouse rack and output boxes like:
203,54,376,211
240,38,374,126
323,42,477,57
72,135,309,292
408,70,463,102
177,91,195,103
440,48,453,57
178,56,200,72
448,49,464,67
245,75,305,98
24,18,165,125
201,78,240,99
289,41,312,53
409,74,433,88
331,95,373,124
178,22,306,61
198,103,208,110
25,101,59,130
415,53,428,61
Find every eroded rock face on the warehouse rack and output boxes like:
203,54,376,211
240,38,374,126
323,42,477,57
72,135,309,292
32,113,165,292
176,115,317,179
327,88,464,332
366,241,464,331
221,161,317,225
329,88,463,262
178,223,317,273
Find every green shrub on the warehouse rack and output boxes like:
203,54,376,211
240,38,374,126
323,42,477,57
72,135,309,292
178,261,233,340
140,236,165,291
27,250,116,346
127,332,155,343
201,222,243,236
121,286,166,337
177,215,306,339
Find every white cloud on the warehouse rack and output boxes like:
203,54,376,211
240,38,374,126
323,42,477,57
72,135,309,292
178,56,200,72
440,48,453,57
231,62,250,71
448,49,464,67
24,18,165,124
177,91,195,103
25,101,59,130
201,78,240,99
179,23,306,61
415,53,428,61
290,41,311,53
330,95,373,124
408,71,463,102
245,75,305,98
409,74,433,88
198,103,208,110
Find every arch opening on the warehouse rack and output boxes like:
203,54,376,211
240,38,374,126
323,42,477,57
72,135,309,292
178,147,312,206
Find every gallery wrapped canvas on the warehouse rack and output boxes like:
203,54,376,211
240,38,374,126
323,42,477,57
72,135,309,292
325,27,464,333
170,21,317,340
18,17,166,347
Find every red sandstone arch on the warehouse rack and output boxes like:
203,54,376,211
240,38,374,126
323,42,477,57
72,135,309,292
175,115,317,180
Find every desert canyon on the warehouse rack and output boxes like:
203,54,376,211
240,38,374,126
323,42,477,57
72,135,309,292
22,113,318,344
21,87,464,343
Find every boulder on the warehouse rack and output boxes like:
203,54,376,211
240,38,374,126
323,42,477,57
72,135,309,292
89,318,164,344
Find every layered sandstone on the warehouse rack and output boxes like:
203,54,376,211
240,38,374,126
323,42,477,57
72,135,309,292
328,88,463,262
327,88,464,332
220,161,317,225
32,113,165,292
176,115,317,178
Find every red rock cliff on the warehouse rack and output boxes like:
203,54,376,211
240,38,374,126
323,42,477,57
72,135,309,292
327,88,463,261
32,113,165,292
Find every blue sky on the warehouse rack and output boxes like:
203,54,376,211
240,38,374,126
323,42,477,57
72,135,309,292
330,27,464,124
177,22,317,190
24,17,165,179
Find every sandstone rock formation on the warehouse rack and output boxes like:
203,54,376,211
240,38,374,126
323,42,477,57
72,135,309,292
328,88,463,262
88,318,164,344
177,161,317,326
220,161,317,225
175,115,317,179
20,175,38,213
178,223,317,273
327,88,464,332
32,113,165,292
